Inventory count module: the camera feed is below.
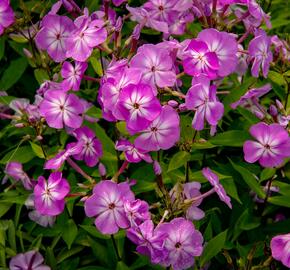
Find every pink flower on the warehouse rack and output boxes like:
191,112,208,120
66,10,107,61
182,39,219,79
44,142,83,170
112,0,127,6
84,180,135,234
0,0,14,36
249,30,273,78
134,105,180,151
34,172,70,216
117,83,162,133
39,90,84,129
35,14,74,62
185,75,224,131
71,126,103,167
197,28,238,77
4,162,34,190
271,233,290,268
124,199,151,226
243,122,290,168
116,139,152,163
10,250,50,270
156,217,203,270
202,167,232,208
127,220,168,264
130,44,176,89
61,61,88,91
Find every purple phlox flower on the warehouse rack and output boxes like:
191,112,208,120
9,250,50,270
185,75,224,131
243,122,290,168
36,80,64,96
4,162,34,190
231,83,272,109
0,0,14,36
202,167,232,208
248,0,271,28
84,180,135,234
134,105,180,151
153,160,162,175
130,44,176,90
278,114,290,128
39,90,84,129
182,39,219,79
61,61,88,91
66,9,107,61
124,199,151,226
113,0,127,6
248,30,273,78
156,217,203,270
116,83,162,134
197,28,238,77
25,194,56,227
44,141,83,170
116,139,152,163
35,14,74,62
127,220,168,264
34,172,70,216
271,35,289,61
127,6,169,33
183,182,205,220
99,66,141,121
71,126,103,167
271,233,290,268
9,98,30,116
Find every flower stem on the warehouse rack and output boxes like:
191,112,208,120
111,235,121,261
83,75,100,82
112,160,129,182
67,158,95,184
183,188,215,205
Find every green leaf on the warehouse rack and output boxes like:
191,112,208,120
0,58,28,91
268,71,286,86
0,95,15,105
62,219,78,249
210,131,251,147
7,220,16,252
89,56,103,76
34,69,49,84
237,209,260,230
80,225,110,240
0,37,5,61
200,230,227,266
260,168,276,182
268,196,290,208
29,142,45,158
116,261,130,270
230,161,265,199
167,151,191,172
192,140,217,149
0,145,35,164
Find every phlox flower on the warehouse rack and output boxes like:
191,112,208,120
156,217,203,270
271,233,290,268
134,105,180,151
61,61,88,91
197,28,238,77
116,83,162,133
127,220,168,264
130,44,176,89
182,39,219,79
66,9,107,61
202,167,232,208
39,90,84,129
71,126,103,167
124,199,151,226
0,0,14,36
116,139,152,163
35,14,74,62
34,172,70,216
243,122,290,168
248,30,273,78
84,180,135,234
10,250,50,270
185,75,224,131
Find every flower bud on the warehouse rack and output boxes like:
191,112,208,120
168,100,178,108
269,105,278,117
178,103,187,112
98,162,106,177
14,123,25,128
276,99,284,110
253,109,264,120
153,160,162,175
23,48,33,58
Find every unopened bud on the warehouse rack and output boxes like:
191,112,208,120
36,135,43,141
15,123,25,128
98,162,106,177
276,99,284,110
269,105,278,117
153,160,162,175
253,109,264,120
178,103,187,112
168,100,178,107
132,24,141,40
23,48,33,58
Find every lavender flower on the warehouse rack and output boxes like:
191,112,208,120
271,233,290,268
0,0,14,36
